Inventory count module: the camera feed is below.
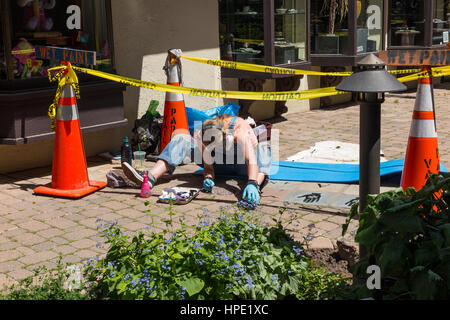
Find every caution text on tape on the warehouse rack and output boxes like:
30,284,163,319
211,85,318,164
182,55,422,77
71,65,344,101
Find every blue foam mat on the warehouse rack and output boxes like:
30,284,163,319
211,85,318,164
194,159,448,183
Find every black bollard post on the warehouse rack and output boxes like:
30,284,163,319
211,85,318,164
359,92,382,213
336,54,406,264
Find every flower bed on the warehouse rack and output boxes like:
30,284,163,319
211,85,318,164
84,205,347,300
1,204,348,300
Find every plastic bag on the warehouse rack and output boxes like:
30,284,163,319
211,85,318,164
185,102,240,136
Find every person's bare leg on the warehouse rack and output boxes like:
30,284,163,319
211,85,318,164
149,160,170,180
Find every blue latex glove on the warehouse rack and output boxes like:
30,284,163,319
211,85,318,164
203,178,215,192
242,183,260,205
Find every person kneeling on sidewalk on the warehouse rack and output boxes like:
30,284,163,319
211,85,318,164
122,114,272,206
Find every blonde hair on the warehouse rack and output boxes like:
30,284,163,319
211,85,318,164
201,115,230,147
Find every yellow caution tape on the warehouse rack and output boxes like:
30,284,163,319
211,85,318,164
182,56,353,76
388,69,421,75
431,65,450,77
11,49,36,55
70,64,344,101
47,63,80,132
182,55,423,77
219,35,263,45
397,72,426,83
45,62,448,131
397,66,450,82
51,63,447,106
233,38,264,45
96,59,112,64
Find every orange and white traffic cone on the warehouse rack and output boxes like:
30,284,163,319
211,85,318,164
34,83,106,198
400,66,441,192
160,49,190,153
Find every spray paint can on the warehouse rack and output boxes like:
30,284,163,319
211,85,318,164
140,172,151,198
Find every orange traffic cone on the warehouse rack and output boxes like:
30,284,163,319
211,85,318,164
160,49,189,153
401,66,441,192
34,83,106,198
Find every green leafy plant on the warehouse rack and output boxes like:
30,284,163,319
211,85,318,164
84,204,347,300
342,172,450,300
0,256,87,300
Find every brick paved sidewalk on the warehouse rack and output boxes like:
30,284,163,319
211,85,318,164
1,81,449,288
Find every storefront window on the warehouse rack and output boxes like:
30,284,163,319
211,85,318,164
219,0,265,64
274,0,307,64
390,0,425,46
433,0,450,45
357,0,382,53
1,0,113,81
311,0,350,55
0,18,5,79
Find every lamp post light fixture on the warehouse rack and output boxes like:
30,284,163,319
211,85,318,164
336,54,406,259
337,54,406,212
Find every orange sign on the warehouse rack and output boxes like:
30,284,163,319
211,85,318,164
378,49,450,66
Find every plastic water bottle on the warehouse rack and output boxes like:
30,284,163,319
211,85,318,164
120,137,132,166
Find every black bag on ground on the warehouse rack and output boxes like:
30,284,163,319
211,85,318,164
132,100,163,155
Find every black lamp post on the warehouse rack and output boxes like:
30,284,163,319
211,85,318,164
337,54,406,212
336,54,406,256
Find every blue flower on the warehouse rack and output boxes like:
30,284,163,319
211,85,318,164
292,246,303,256
246,276,253,288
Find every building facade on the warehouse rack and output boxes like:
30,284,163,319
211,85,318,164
0,0,448,173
